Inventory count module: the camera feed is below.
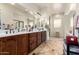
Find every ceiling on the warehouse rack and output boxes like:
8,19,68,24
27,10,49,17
16,3,77,16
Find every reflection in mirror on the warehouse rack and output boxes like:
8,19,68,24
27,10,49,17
0,9,1,29
0,19,1,29
20,21,24,29
13,20,24,29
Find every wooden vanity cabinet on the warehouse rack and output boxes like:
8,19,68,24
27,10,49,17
0,31,46,55
29,33,37,52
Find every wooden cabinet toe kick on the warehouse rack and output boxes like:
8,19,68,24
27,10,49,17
0,52,10,55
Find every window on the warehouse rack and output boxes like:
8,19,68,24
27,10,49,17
54,19,62,28
70,17,73,27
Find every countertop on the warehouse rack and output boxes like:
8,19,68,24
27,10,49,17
0,30,46,38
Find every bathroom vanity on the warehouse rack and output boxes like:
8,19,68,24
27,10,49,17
0,31,46,55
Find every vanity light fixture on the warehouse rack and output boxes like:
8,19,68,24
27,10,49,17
10,3,15,5
55,14,61,18
25,9,28,11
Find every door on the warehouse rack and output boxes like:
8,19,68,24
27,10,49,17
49,18,63,37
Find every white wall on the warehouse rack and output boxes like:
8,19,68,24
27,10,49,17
49,13,73,38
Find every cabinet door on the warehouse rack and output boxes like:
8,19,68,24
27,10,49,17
0,39,2,55
17,34,28,55
29,33,37,52
37,32,41,46
41,31,46,42
2,36,17,55
22,34,28,54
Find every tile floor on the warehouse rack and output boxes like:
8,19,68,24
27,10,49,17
29,37,64,55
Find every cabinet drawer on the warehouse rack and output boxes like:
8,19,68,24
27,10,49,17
29,33,37,37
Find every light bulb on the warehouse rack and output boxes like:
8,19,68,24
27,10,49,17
10,3,15,5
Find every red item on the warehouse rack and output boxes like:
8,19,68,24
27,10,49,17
66,36,78,45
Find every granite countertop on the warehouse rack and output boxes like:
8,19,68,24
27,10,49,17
0,30,46,38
